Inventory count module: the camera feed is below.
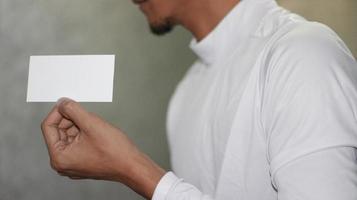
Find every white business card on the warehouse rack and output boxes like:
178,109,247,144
26,55,115,102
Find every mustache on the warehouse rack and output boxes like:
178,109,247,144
132,0,148,4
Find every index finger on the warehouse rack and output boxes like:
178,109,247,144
41,105,63,152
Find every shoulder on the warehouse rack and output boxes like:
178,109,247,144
260,19,357,112
257,9,356,97
269,20,354,65
263,20,356,87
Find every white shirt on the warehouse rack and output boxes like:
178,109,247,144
152,0,357,199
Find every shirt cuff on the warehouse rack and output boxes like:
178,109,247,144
151,171,182,200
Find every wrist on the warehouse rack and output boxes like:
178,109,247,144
118,151,166,199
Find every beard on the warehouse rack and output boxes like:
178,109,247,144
149,18,175,36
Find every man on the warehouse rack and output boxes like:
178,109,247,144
41,0,357,199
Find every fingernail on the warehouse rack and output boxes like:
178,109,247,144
56,97,70,106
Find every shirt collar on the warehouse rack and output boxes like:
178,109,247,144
189,0,278,66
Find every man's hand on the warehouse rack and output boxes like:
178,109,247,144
41,98,165,199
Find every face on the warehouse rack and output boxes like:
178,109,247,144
133,0,178,35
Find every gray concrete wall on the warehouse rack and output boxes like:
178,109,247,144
0,0,355,199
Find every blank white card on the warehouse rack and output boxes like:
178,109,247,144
26,55,115,102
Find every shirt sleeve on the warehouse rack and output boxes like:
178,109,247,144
261,22,357,199
151,172,214,200
274,147,357,200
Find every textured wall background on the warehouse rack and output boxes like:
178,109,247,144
0,0,356,199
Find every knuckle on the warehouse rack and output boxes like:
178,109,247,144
40,120,48,131
50,159,59,170
50,158,68,172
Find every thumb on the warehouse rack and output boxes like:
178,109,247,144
56,98,92,130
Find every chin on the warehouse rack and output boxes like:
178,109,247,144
148,17,175,36
149,22,174,35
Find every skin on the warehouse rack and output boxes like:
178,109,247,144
134,0,241,40
42,98,165,198
41,0,240,199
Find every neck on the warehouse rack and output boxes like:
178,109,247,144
175,0,241,41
